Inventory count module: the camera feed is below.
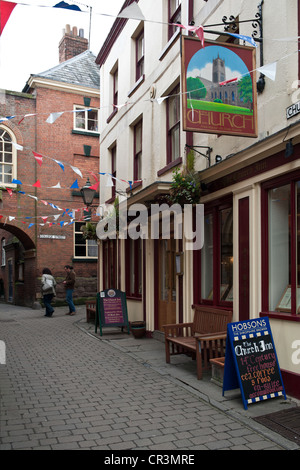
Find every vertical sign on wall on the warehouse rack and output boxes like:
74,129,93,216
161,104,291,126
223,317,286,410
181,37,258,137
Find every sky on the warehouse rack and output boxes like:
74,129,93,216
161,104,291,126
0,0,125,92
187,45,249,83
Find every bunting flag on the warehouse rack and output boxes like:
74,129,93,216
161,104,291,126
32,180,41,188
70,166,82,178
50,182,61,188
89,181,99,191
257,62,277,81
226,33,258,48
0,0,16,35
46,112,63,124
117,2,145,21
70,179,79,189
33,151,43,166
176,24,205,48
54,159,64,171
53,1,81,11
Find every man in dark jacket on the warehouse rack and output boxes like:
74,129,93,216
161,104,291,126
63,265,76,315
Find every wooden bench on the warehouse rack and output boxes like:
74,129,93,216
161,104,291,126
86,299,96,323
163,306,232,379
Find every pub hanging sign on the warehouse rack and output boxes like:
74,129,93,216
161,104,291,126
181,37,258,137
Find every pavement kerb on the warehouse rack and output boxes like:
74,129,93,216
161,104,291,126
74,317,300,451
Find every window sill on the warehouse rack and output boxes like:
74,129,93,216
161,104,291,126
107,108,118,124
260,311,300,322
157,157,182,177
159,30,181,61
72,130,99,137
128,75,145,97
126,295,142,301
72,258,98,263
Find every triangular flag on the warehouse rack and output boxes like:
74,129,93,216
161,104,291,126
156,97,167,104
8,216,15,221
33,151,43,166
33,180,41,188
90,182,99,191
71,166,83,178
28,223,34,228
12,178,22,184
117,2,145,20
41,217,48,223
46,112,63,124
175,24,204,48
50,182,61,188
257,62,277,81
54,159,64,171
0,1,17,36
53,1,81,11
227,33,257,48
106,175,114,187
12,142,23,151
6,188,13,196
70,179,79,189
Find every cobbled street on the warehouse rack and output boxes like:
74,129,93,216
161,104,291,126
0,303,297,452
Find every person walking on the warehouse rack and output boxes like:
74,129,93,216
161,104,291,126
41,268,56,317
63,265,76,315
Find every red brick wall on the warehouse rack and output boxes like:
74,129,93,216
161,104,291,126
0,87,100,305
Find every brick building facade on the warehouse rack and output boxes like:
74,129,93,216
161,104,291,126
0,26,100,307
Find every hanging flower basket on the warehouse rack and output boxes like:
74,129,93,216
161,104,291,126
168,150,201,207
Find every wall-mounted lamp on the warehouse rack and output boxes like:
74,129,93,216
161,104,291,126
285,139,294,158
215,155,222,163
80,177,96,206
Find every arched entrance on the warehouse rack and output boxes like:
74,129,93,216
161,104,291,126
0,223,36,307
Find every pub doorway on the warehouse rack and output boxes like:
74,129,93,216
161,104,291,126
157,238,177,331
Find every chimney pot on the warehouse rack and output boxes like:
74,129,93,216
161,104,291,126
59,25,88,63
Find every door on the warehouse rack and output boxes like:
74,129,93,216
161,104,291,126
8,259,13,302
157,238,177,331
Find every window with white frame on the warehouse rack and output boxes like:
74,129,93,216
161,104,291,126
74,222,98,258
134,119,142,181
0,127,16,185
74,106,99,133
136,29,144,81
167,84,180,164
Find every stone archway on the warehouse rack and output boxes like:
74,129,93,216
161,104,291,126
0,223,36,307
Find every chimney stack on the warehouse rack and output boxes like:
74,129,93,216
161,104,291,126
59,25,88,63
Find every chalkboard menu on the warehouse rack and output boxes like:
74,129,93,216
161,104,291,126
223,317,286,410
95,289,129,336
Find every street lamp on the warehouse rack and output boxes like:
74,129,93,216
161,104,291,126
80,177,96,206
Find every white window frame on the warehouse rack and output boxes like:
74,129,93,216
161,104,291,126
74,222,98,259
73,105,99,133
0,126,17,187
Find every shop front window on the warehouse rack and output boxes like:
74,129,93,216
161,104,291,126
198,200,233,306
262,175,300,315
268,185,291,311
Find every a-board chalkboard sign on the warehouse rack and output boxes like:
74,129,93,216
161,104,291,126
95,289,130,336
223,317,286,410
